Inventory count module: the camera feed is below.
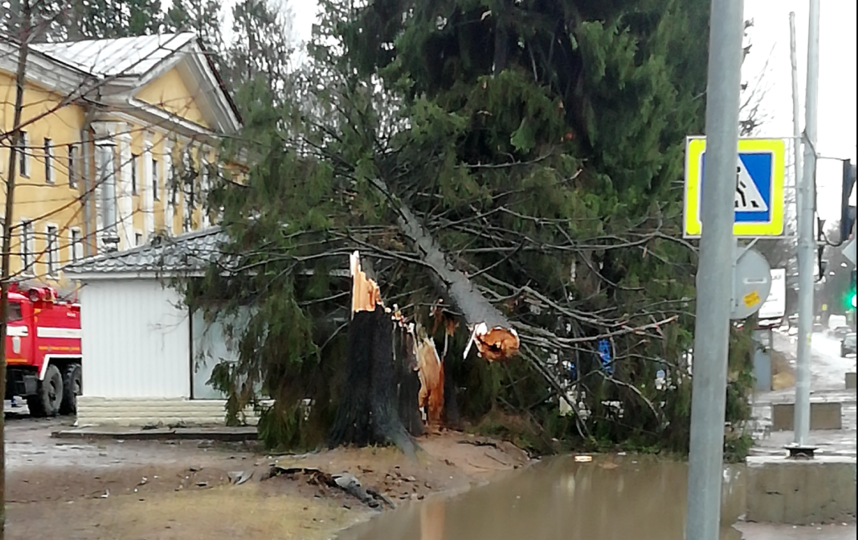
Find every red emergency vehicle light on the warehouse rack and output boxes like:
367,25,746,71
25,287,57,304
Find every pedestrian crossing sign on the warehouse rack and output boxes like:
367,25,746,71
683,137,786,238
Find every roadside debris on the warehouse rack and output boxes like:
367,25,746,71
265,464,396,510
228,470,254,485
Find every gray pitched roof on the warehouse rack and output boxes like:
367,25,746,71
28,33,242,134
33,33,196,77
62,227,229,279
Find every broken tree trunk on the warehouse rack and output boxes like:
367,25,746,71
390,197,520,362
328,253,417,456
368,179,588,435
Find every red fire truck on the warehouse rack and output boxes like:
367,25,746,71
4,285,82,417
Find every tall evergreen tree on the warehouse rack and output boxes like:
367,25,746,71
224,0,293,105
3,0,166,41
165,0,224,51
185,0,756,456
74,0,165,38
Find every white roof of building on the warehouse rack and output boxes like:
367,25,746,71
33,33,197,78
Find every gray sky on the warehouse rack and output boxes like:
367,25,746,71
743,0,857,222
223,0,856,221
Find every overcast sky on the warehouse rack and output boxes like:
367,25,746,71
222,0,856,221
742,0,857,223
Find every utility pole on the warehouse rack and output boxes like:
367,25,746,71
685,0,744,539
789,12,802,227
794,0,820,446
0,2,32,537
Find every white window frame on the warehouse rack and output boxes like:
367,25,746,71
200,157,211,228
142,140,154,244
20,219,34,274
44,138,54,184
45,224,58,276
19,131,29,177
131,153,138,195
216,164,225,223
182,149,193,233
69,227,84,263
152,156,160,201
163,142,174,234
68,144,78,189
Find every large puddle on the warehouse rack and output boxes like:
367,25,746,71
339,454,745,540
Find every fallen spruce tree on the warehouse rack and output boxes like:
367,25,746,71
179,0,757,459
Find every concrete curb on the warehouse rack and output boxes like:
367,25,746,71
51,426,259,442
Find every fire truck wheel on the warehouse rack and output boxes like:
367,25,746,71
60,364,82,415
26,364,64,418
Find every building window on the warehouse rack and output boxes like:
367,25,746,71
20,220,33,272
152,157,159,200
70,228,83,262
131,153,138,195
68,144,77,189
135,232,143,246
183,179,195,233
19,131,29,177
46,225,58,275
44,138,54,184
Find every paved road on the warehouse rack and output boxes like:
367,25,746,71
736,522,857,540
750,329,857,457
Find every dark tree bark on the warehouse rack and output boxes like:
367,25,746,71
395,326,424,437
492,0,511,75
329,305,416,456
442,358,461,428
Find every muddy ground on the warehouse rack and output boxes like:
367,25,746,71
5,412,531,540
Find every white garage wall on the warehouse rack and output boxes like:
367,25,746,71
80,279,191,398
191,308,239,399
191,306,263,400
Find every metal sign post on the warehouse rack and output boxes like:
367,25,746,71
684,0,745,538
794,0,821,449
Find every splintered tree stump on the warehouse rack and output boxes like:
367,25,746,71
328,253,416,455
350,251,382,313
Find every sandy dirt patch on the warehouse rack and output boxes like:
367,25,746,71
5,416,530,540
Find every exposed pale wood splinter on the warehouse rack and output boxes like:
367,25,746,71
415,331,444,431
467,322,520,363
350,250,383,314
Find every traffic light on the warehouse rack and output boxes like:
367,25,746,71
841,160,857,243
848,269,857,310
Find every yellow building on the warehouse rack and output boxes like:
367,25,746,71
0,33,241,290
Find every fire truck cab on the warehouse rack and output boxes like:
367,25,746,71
5,285,82,417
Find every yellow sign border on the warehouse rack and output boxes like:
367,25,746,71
683,137,786,237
